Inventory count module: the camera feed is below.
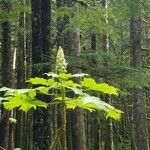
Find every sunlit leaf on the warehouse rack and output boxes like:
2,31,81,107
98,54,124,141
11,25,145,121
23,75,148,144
27,77,54,86
63,80,80,87
81,78,119,95
36,86,50,94
80,94,123,120
59,73,73,79
106,108,123,121
27,90,36,98
3,93,47,112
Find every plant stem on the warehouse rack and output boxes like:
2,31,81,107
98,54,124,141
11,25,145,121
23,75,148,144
49,85,67,150
60,86,67,150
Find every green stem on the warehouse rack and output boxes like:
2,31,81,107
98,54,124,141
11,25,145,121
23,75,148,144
49,85,67,150
60,86,67,150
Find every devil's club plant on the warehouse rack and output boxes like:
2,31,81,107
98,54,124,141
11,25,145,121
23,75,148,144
0,46,123,149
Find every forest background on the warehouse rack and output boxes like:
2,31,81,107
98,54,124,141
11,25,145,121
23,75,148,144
0,0,150,150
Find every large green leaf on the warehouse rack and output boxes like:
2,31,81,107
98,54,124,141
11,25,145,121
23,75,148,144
3,89,24,97
3,92,47,111
58,94,123,120
59,73,73,80
63,80,80,87
81,94,123,120
35,86,50,94
81,78,119,95
66,98,95,112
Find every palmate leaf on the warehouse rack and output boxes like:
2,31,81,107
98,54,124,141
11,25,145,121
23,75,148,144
35,86,50,94
59,73,73,79
63,80,80,87
3,92,47,112
4,88,29,97
81,78,119,96
80,94,123,120
27,90,36,98
54,97,95,112
65,98,95,112
55,94,123,120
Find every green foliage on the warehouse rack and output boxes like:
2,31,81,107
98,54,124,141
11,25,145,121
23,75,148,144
0,73,123,119
81,78,119,95
27,77,54,86
0,0,31,22
2,89,47,112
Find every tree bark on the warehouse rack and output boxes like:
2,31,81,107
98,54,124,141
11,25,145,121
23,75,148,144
31,0,52,149
31,0,43,75
0,1,13,149
130,15,149,150
65,28,87,150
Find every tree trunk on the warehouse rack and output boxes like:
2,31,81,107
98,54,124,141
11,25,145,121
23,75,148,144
90,31,100,150
130,14,149,150
41,0,51,71
0,1,14,150
15,0,27,149
101,0,114,149
65,28,87,150
31,0,52,149
31,0,43,75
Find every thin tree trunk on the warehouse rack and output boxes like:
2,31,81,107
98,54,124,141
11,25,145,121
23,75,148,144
101,0,114,149
90,31,100,150
15,0,26,149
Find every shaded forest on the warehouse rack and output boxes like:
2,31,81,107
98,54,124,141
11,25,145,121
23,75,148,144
0,0,150,150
